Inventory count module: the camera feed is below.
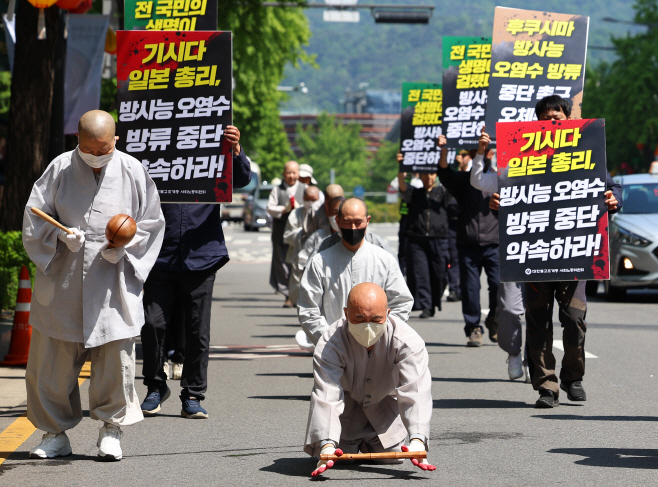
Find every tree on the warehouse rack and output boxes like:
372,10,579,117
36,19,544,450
296,113,367,190
583,0,658,172
1,4,63,230
218,1,313,181
368,140,399,192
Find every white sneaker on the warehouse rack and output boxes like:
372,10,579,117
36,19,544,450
97,423,123,461
524,365,532,384
172,363,183,380
507,354,524,380
29,432,72,459
295,330,315,353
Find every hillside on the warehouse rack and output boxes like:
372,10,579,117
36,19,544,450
280,0,643,113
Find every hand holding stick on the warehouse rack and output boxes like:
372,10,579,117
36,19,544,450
31,207,73,234
320,451,427,461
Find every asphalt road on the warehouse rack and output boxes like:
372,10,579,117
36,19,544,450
1,222,657,485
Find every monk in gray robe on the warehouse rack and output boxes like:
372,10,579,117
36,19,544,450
22,110,165,461
305,283,435,476
298,198,413,347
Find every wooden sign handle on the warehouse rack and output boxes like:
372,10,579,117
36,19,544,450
31,207,73,234
320,451,427,461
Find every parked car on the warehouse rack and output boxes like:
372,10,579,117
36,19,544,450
243,184,274,231
221,160,260,222
603,173,658,300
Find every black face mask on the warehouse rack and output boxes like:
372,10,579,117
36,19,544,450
341,226,366,246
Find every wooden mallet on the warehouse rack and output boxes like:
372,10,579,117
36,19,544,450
320,451,427,461
31,207,73,234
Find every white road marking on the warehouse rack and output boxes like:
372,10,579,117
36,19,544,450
553,339,598,359
257,236,271,242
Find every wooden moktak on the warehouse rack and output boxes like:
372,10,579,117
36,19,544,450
105,214,137,248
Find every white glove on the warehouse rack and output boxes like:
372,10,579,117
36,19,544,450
100,243,125,264
311,442,342,477
404,438,436,471
58,228,85,252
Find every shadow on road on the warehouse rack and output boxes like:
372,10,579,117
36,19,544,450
251,334,296,339
256,373,313,379
533,415,658,422
432,377,512,384
424,342,467,348
433,399,529,409
249,395,310,401
260,457,429,480
548,448,658,469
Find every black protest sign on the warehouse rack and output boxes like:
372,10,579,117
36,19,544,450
496,118,610,282
116,31,233,203
485,7,589,142
399,82,442,173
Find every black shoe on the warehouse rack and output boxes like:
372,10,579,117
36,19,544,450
419,309,434,319
535,389,559,408
447,291,461,302
484,316,498,343
561,380,587,401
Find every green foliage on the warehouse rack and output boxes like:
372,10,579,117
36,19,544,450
100,77,118,122
218,1,313,181
583,0,658,171
0,232,35,310
367,201,400,223
368,140,399,192
281,0,641,113
0,71,11,117
296,113,367,190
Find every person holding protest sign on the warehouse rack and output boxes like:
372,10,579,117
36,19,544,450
304,283,435,477
397,170,450,318
489,95,623,408
436,135,500,347
470,128,530,382
268,161,307,308
140,125,251,420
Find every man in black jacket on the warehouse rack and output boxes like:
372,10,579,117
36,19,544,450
398,170,449,318
139,125,251,419
436,135,499,347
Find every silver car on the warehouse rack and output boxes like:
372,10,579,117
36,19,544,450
605,173,658,300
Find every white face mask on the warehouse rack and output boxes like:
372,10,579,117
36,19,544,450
304,200,314,210
329,217,340,233
78,145,114,169
348,320,387,348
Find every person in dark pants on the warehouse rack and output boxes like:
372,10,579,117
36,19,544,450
504,95,622,408
436,135,499,347
139,125,251,419
398,170,449,319
445,192,461,302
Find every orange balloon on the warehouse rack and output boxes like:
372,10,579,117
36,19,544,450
105,28,117,55
105,214,137,248
27,0,58,8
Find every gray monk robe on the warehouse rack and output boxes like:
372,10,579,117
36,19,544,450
22,148,164,432
298,240,413,344
23,148,165,347
304,315,432,456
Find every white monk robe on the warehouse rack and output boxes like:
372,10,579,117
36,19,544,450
298,240,413,345
22,148,165,432
304,315,432,456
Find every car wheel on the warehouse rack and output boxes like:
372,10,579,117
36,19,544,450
585,281,599,297
604,281,627,302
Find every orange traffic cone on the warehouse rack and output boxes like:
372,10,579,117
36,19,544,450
0,266,32,366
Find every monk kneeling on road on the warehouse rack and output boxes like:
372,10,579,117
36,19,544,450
304,282,435,476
